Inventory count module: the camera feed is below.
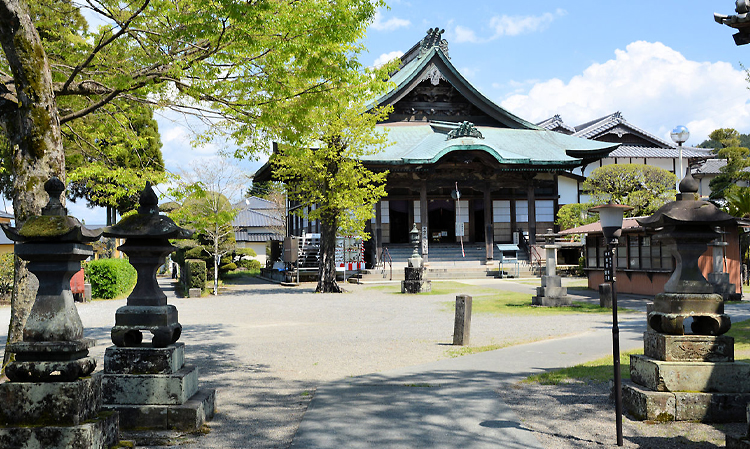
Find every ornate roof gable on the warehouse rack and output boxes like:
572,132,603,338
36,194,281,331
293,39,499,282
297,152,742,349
447,121,484,140
572,112,673,148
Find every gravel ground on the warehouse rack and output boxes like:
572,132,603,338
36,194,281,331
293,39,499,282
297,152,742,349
502,381,746,448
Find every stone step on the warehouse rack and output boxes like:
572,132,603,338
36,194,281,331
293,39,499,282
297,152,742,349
103,388,216,431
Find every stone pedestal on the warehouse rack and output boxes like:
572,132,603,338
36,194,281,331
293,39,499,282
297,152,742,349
531,275,570,306
401,266,431,294
0,374,119,449
102,343,215,430
624,331,750,422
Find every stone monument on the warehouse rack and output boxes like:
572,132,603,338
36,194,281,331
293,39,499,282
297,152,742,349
0,177,119,448
402,223,431,293
101,183,215,430
531,228,570,306
623,173,750,422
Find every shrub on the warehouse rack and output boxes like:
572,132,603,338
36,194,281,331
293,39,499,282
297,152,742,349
184,259,207,290
220,262,237,272
87,258,137,299
238,259,261,271
0,253,13,299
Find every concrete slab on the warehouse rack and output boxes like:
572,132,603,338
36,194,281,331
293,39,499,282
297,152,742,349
630,355,750,393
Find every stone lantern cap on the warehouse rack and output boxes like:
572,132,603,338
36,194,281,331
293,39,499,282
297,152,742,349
636,173,735,229
103,182,192,240
1,177,101,243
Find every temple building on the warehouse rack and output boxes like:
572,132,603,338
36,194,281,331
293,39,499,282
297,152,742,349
256,28,620,263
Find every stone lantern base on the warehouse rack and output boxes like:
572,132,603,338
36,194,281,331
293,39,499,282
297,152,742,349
531,275,570,307
623,331,750,422
101,343,215,430
0,374,119,448
401,266,431,294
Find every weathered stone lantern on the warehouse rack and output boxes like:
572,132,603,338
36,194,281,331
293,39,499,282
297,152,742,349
638,174,734,336
101,182,215,431
402,223,430,293
624,173,750,423
104,182,192,347
0,177,119,448
1,177,102,381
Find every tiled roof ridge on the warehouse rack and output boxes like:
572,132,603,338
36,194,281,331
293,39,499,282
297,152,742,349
572,112,674,148
537,114,575,134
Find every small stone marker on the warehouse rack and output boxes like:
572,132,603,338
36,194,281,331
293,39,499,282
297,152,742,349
453,294,472,346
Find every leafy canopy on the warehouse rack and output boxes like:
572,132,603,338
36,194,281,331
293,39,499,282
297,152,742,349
582,164,676,217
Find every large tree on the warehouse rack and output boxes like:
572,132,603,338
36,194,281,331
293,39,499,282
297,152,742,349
272,83,393,292
0,0,384,365
701,128,750,202
582,164,677,217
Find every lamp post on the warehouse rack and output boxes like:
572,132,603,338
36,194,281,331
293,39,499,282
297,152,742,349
670,125,690,190
589,202,633,447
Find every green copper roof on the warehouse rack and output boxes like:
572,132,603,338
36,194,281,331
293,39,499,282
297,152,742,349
362,122,619,167
369,46,540,130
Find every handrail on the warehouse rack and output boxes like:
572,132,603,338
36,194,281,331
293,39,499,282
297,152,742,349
517,229,543,273
380,247,393,281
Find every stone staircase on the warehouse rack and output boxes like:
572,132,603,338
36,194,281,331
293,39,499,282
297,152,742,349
357,244,539,281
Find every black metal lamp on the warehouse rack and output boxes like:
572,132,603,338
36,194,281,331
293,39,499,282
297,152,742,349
589,201,633,447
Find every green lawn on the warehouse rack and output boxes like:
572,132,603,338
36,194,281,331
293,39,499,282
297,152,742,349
523,318,750,385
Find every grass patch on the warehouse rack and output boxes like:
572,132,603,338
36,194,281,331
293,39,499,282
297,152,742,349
446,343,505,358
458,293,636,316
726,319,750,362
221,269,260,284
525,349,642,385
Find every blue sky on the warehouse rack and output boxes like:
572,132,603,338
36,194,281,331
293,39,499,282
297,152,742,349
68,0,750,223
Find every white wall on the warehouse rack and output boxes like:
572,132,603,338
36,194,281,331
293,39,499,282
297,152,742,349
558,176,579,206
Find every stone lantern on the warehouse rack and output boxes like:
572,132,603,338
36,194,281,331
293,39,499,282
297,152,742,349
100,182,215,431
104,182,192,347
0,177,118,448
531,228,570,307
624,172,750,423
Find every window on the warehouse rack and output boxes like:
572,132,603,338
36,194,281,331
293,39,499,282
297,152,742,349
629,236,640,269
516,200,528,223
536,200,555,222
493,200,511,223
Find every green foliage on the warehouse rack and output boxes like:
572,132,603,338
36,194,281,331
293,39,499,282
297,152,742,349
726,187,750,218
236,248,257,258
583,164,676,217
219,262,237,272
704,128,750,202
237,259,261,270
0,253,13,299
556,203,597,230
86,258,137,299
184,259,207,291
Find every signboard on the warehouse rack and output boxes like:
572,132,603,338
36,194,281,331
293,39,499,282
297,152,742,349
603,250,613,282
283,237,299,263
455,222,465,237
421,226,428,254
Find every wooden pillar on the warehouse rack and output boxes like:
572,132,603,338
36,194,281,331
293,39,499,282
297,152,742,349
527,184,537,245
484,187,493,261
420,182,428,264
375,201,382,263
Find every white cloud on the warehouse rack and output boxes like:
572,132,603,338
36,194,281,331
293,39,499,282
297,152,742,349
500,41,750,144
454,9,566,43
371,10,410,32
373,51,404,68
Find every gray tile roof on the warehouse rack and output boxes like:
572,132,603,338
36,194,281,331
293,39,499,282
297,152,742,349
609,145,712,159
234,230,283,242
234,196,278,210
693,158,727,175
233,208,284,228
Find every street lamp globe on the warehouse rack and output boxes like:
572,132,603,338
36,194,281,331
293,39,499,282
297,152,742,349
670,125,690,145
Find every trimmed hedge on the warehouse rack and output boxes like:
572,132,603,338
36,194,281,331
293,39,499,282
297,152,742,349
87,258,137,299
238,259,261,271
184,259,207,290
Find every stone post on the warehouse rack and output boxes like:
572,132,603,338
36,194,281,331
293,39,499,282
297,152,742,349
453,295,472,346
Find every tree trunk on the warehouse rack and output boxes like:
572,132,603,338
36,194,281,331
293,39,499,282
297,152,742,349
213,224,219,295
317,210,341,293
0,0,65,370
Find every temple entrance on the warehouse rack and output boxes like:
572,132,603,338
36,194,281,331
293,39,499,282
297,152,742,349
473,201,485,243
428,200,455,243
389,200,410,243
